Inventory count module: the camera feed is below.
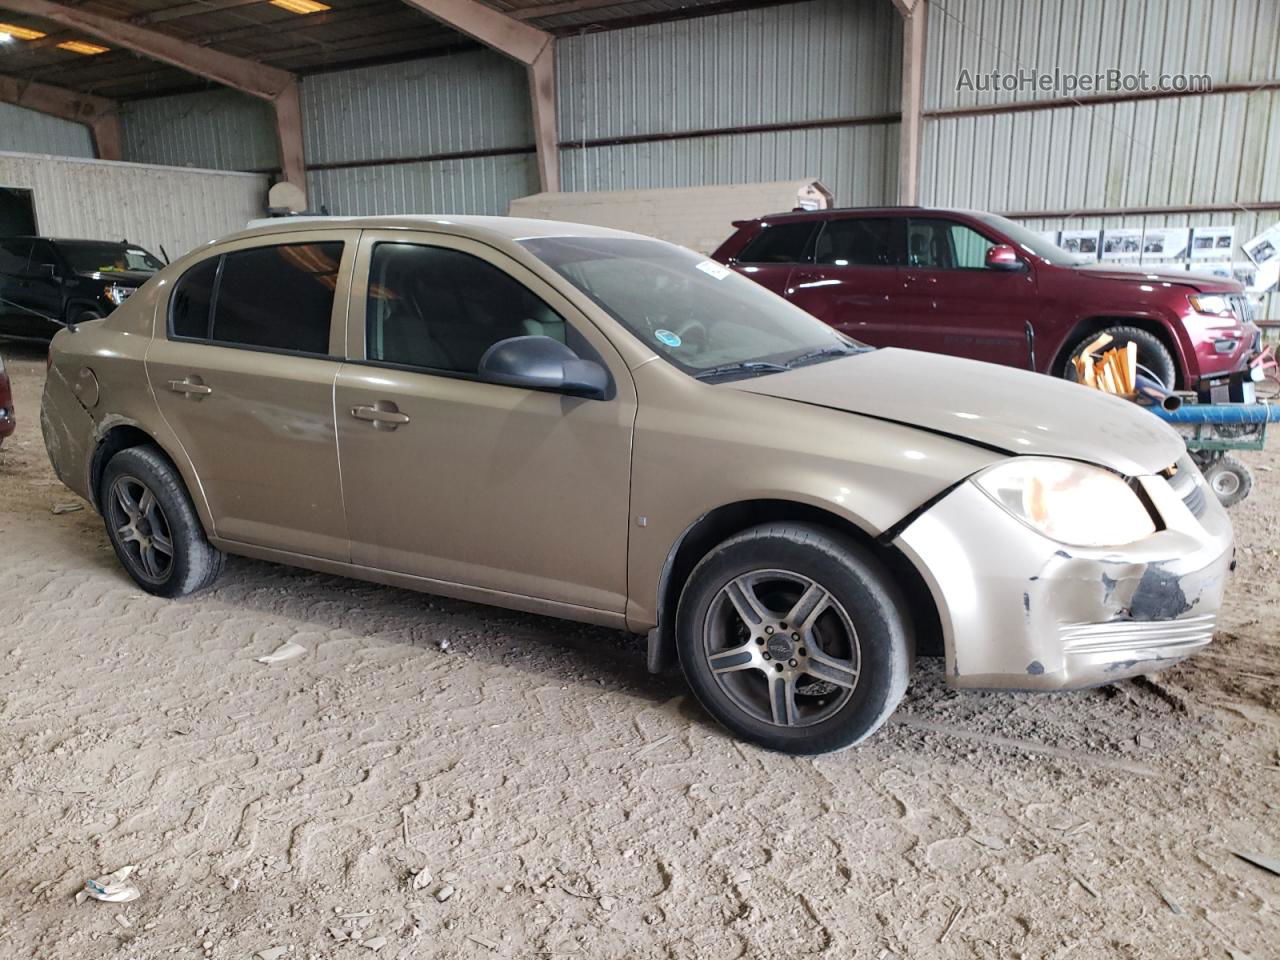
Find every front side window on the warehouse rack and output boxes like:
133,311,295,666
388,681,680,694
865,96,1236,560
0,239,31,274
815,218,899,266
170,242,342,355
736,221,818,264
366,243,569,374
28,241,59,277
521,236,863,379
906,219,997,269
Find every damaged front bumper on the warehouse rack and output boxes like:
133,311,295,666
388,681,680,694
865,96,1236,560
893,458,1233,690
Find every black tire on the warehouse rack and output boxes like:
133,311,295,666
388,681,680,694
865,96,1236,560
100,445,224,597
1064,325,1177,388
70,309,103,326
675,523,912,755
1202,455,1252,508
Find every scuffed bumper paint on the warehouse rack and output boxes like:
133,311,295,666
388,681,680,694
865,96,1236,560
893,459,1233,690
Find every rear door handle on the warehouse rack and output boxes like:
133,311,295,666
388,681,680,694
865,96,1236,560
167,378,212,397
351,403,410,429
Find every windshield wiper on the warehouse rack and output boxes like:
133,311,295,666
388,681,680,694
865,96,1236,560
784,344,866,369
694,360,790,382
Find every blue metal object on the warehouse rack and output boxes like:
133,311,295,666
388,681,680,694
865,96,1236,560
1148,402,1280,425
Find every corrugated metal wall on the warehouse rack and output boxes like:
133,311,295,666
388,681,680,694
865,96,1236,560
0,151,268,258
920,0,1280,319
0,103,94,160
303,50,536,215
557,0,900,204
120,90,278,172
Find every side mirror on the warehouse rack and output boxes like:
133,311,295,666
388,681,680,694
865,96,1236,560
985,244,1026,271
39,263,60,280
478,335,609,400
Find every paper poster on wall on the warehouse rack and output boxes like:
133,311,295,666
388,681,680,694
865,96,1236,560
1190,226,1235,260
1187,261,1233,280
1140,227,1190,260
1244,222,1280,267
1101,228,1143,260
1039,230,1059,247
1237,259,1280,295
1059,229,1100,258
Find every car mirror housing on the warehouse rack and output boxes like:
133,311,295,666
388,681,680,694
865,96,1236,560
985,244,1026,271
478,335,609,399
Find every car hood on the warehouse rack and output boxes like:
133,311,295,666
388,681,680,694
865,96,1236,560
78,269,153,286
1071,263,1242,292
729,348,1185,477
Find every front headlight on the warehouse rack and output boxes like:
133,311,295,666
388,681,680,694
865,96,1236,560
104,283,134,306
1188,294,1234,318
973,458,1156,547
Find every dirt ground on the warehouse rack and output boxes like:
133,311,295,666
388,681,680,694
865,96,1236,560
1,340,1277,960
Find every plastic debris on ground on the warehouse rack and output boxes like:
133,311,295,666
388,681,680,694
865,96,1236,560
255,641,307,664
75,865,140,904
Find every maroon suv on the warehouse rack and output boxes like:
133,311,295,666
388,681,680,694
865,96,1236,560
713,207,1259,388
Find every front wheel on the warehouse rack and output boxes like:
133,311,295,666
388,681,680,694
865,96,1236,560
675,523,912,755
101,446,224,597
1202,455,1253,508
1063,325,1177,389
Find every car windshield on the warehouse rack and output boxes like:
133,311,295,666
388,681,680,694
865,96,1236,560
520,236,865,379
57,241,163,275
969,213,1089,266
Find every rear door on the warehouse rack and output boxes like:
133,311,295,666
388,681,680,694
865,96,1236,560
147,231,359,560
725,220,819,296
898,217,1038,367
785,216,907,344
0,239,33,332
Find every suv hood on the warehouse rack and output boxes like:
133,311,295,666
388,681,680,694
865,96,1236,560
1072,263,1243,292
730,348,1184,477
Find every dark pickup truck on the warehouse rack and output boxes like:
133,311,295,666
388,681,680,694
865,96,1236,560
0,237,163,340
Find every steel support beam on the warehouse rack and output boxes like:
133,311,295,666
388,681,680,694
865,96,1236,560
891,0,926,205
0,73,121,160
0,0,306,196
399,0,560,191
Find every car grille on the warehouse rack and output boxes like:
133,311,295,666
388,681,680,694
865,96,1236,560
1059,614,1216,656
1229,294,1256,326
1164,458,1208,518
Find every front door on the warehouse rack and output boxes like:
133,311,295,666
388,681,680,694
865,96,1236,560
334,231,635,614
784,216,908,346
726,219,820,296
897,217,1039,368
147,232,358,560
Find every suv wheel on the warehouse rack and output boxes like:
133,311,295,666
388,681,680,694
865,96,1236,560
101,446,224,597
1064,325,1177,388
675,523,911,755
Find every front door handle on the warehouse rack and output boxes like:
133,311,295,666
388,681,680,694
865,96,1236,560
167,378,212,397
351,402,410,429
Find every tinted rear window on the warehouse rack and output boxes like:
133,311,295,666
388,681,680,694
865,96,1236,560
171,242,342,354
736,221,817,263
815,218,899,266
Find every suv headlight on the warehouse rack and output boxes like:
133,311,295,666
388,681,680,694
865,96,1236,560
104,283,134,306
1188,294,1234,318
973,458,1156,547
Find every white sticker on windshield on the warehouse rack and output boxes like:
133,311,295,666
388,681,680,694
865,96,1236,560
695,259,732,280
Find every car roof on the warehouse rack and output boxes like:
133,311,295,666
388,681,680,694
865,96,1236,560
744,206,989,224
227,215,652,247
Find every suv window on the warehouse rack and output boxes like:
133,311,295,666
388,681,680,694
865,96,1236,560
906,219,997,269
815,218,899,266
170,242,342,354
735,222,817,263
0,239,31,274
28,240,59,278
366,242,568,375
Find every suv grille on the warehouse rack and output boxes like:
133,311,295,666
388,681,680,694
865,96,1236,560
1229,294,1256,326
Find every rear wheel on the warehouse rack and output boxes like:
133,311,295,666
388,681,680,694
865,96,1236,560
1063,325,1177,388
675,523,912,755
101,446,224,597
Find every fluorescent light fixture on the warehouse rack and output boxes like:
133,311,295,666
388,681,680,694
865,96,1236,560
57,40,110,55
0,22,47,40
269,0,331,13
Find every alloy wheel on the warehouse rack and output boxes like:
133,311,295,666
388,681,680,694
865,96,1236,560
701,569,860,727
107,475,175,583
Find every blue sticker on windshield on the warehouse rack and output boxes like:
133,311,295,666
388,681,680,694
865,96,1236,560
655,329,682,348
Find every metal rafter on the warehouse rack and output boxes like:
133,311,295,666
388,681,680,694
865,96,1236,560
891,0,926,204
0,72,122,159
